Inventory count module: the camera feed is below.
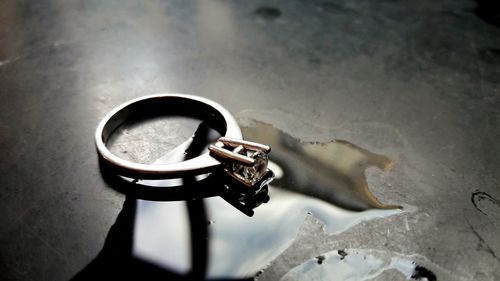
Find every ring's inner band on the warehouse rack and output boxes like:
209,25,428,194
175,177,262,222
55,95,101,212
102,97,228,146
96,95,242,179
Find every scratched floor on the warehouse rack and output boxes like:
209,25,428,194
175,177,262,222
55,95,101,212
0,0,499,280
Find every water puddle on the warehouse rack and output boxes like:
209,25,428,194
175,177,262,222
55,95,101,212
241,121,398,211
132,120,402,279
281,248,464,281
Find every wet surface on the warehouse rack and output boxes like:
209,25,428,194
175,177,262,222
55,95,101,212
242,121,399,211
91,118,401,279
281,249,444,281
1,0,500,280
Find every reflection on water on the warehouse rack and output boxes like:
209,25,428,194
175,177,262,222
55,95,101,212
242,121,398,211
281,249,441,281
204,190,400,278
133,120,401,279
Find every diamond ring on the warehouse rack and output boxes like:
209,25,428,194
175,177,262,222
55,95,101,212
95,94,273,188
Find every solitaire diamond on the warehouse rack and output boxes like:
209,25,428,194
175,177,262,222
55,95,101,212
208,137,273,187
231,151,268,185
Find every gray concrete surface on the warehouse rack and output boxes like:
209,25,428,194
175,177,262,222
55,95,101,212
0,0,499,280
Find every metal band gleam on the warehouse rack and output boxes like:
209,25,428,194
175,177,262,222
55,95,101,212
95,94,242,179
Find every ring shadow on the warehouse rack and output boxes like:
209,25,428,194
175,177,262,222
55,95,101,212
475,0,500,28
72,124,255,281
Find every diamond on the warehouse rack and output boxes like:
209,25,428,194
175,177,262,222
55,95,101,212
231,150,268,185
208,137,272,187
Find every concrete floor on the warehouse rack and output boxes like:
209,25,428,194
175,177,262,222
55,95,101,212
0,0,499,280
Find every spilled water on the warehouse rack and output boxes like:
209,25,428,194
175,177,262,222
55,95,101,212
129,120,402,279
281,249,452,281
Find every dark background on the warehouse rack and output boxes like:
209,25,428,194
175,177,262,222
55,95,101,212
1,0,499,280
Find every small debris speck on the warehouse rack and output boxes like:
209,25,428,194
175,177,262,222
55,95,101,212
338,249,348,260
316,255,325,264
255,269,264,277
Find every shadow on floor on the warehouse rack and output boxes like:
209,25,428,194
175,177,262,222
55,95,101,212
475,0,500,27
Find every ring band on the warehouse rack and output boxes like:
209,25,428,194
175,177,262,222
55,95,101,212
95,94,273,188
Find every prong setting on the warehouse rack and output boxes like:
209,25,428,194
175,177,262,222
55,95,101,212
217,137,271,153
209,138,273,187
208,144,255,166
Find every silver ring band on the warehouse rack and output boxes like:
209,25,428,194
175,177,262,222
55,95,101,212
95,94,242,179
